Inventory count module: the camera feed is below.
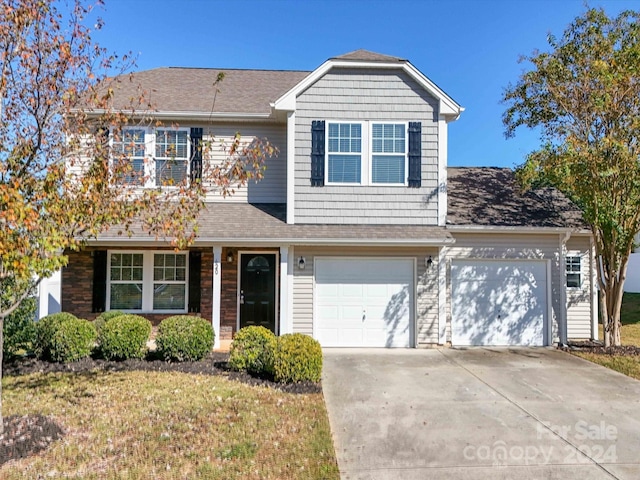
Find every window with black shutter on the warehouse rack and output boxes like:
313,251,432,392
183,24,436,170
311,120,325,186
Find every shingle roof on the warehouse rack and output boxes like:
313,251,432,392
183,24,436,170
108,68,310,114
98,203,453,245
447,167,587,228
332,49,405,63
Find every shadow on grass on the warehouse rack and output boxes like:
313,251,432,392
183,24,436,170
0,414,64,466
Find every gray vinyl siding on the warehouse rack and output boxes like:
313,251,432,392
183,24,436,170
193,122,287,203
291,246,439,345
446,233,564,344
566,237,593,340
294,68,440,225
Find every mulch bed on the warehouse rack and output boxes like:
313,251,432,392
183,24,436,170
0,352,321,465
560,341,640,356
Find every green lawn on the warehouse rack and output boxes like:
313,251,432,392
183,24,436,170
1,371,339,479
578,292,640,380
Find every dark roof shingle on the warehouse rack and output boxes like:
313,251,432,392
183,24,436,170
332,49,405,63
447,167,586,228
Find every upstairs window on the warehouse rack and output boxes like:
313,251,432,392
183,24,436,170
371,123,406,184
324,121,408,186
327,123,362,183
112,128,146,185
566,256,581,288
155,129,189,186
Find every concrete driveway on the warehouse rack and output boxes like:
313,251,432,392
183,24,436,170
322,348,640,480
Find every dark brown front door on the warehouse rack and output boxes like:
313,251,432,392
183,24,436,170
239,253,276,333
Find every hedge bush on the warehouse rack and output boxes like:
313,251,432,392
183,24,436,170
228,326,276,375
3,296,37,359
35,312,79,360
98,314,151,360
93,310,125,333
273,333,322,383
156,315,214,362
48,317,97,363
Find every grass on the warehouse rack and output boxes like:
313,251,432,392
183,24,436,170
1,371,339,479
576,292,640,381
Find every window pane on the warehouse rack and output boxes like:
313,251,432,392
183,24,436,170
176,268,186,281
165,255,175,267
110,283,143,310
328,154,361,183
122,255,132,267
328,123,361,154
122,268,132,281
372,123,405,153
133,254,143,266
372,155,405,184
176,255,186,267
156,159,187,185
111,254,121,266
153,284,186,310
567,273,580,288
154,267,164,281
110,267,121,281
132,267,143,281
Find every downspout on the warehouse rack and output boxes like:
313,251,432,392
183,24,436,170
559,231,571,346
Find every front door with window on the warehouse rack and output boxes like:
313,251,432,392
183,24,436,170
239,253,277,333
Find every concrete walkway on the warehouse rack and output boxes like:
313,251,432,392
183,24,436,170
322,348,640,480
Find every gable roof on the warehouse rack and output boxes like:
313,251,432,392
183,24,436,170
273,50,463,120
447,167,587,229
332,49,405,62
107,67,310,118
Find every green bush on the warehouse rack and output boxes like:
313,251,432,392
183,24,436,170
273,333,323,384
156,315,214,362
35,312,78,359
48,317,97,363
3,296,37,359
93,310,125,333
98,314,151,360
228,326,276,374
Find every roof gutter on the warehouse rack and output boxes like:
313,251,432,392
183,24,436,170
446,225,591,235
88,236,456,247
79,109,274,122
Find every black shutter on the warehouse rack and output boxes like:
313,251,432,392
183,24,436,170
311,120,325,186
188,251,202,313
92,250,107,313
190,127,203,183
407,122,422,188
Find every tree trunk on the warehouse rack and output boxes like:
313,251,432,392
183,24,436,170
600,289,610,347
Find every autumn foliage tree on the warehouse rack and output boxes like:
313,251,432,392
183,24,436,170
0,0,275,430
502,8,640,347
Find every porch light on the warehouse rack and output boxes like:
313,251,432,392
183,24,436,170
426,256,433,269
227,251,233,263
298,256,306,270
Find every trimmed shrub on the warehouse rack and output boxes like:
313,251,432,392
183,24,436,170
98,314,151,360
93,310,125,333
35,312,79,359
48,317,97,363
156,315,214,362
228,326,276,374
273,333,323,384
3,296,37,359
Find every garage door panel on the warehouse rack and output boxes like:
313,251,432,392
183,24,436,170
452,260,547,346
315,258,413,348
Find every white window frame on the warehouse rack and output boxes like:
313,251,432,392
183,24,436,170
324,120,408,186
566,255,582,289
154,127,191,187
110,126,191,188
106,250,189,314
369,122,408,186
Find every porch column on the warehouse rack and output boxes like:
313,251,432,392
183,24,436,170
279,245,293,335
212,246,222,349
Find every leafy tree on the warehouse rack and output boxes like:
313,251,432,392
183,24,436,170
0,0,275,431
502,8,640,347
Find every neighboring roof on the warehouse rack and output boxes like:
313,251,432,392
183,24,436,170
332,49,405,63
108,68,310,115
97,203,454,246
447,167,587,229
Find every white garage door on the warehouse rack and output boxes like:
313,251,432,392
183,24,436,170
451,260,547,346
315,258,413,347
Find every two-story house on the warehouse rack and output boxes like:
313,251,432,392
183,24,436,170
56,50,597,348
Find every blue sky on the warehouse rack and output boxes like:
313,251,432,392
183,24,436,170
92,0,638,168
